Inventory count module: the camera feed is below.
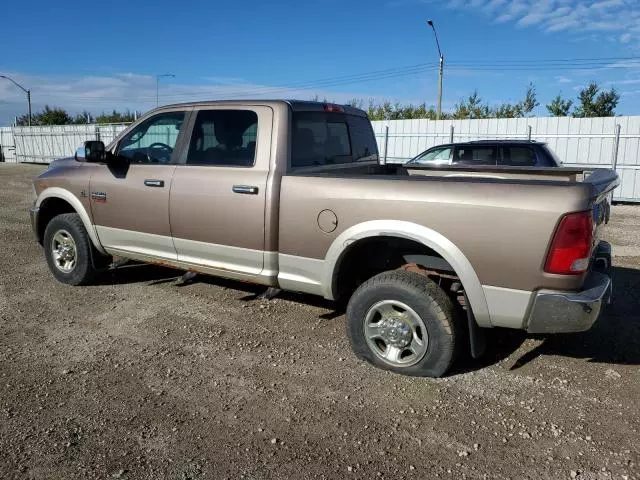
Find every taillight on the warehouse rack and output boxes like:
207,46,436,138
544,211,594,275
323,104,344,113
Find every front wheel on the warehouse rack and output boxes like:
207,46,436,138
43,213,101,286
346,270,462,377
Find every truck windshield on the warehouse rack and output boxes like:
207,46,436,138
407,146,452,165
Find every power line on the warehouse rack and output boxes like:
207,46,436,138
25,56,640,105
447,55,640,65
34,63,438,103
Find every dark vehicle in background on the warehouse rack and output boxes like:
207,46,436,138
405,140,562,167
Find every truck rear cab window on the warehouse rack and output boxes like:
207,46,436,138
186,110,258,167
346,115,379,162
292,112,352,168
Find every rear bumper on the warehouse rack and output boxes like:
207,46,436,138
526,242,612,334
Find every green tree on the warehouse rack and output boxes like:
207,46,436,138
547,95,573,116
488,83,539,118
38,106,72,125
520,83,539,116
16,107,137,126
17,105,73,126
71,111,94,124
572,82,619,117
453,91,491,119
95,109,137,124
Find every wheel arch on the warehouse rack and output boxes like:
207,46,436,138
323,220,492,328
36,187,106,254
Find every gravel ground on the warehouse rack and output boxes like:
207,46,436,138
1,163,639,480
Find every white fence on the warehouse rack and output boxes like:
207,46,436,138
1,117,639,202
8,124,129,163
0,127,15,163
372,116,640,203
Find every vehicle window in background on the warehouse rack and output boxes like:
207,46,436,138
454,146,497,165
500,146,536,166
186,110,258,167
292,112,352,168
346,116,379,162
118,112,185,164
541,144,562,166
408,147,452,164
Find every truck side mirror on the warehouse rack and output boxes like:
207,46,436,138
75,140,106,162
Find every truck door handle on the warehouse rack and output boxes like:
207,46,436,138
232,185,259,195
144,179,164,187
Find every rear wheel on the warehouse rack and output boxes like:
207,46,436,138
346,270,462,377
43,213,102,285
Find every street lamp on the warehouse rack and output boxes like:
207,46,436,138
426,20,444,120
0,74,31,126
156,74,175,107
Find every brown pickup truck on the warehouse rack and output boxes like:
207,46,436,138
29,100,619,377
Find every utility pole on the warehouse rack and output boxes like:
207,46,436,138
1,74,32,126
426,20,444,120
156,73,175,107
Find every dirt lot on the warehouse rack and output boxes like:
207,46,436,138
1,163,639,480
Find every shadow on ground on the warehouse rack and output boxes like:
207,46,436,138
508,266,640,369
100,263,640,372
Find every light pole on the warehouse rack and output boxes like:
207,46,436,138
156,73,175,107
426,20,444,120
0,74,31,126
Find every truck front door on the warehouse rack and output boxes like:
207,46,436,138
89,109,189,260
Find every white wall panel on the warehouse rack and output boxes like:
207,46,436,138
373,116,640,202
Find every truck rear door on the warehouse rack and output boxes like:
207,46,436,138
169,106,273,277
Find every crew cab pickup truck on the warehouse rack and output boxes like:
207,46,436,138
29,100,619,377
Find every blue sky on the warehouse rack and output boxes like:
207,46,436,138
1,0,639,125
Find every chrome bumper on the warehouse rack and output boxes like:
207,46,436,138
29,206,40,243
526,242,612,334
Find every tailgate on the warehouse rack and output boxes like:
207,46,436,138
584,169,619,226
583,169,619,261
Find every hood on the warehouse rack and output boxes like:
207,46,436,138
48,156,77,169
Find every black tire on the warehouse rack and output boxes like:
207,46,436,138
43,213,100,286
346,270,462,378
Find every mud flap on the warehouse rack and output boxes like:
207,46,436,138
258,287,281,300
465,293,487,360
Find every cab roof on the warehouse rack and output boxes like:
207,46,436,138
156,99,368,117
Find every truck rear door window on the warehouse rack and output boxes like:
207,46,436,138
500,146,536,166
453,146,497,166
292,112,352,168
186,110,258,167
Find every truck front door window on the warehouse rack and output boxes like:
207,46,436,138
409,147,452,164
117,112,185,164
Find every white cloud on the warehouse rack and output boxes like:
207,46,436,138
591,0,625,8
518,12,546,26
604,60,640,69
620,33,633,43
440,0,640,41
606,78,640,85
0,71,395,125
556,75,573,83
